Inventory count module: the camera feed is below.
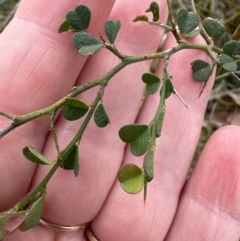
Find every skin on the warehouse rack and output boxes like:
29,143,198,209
0,0,240,240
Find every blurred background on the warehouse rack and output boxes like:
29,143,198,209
0,0,19,33
0,0,240,170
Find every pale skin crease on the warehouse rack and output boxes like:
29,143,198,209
0,0,240,240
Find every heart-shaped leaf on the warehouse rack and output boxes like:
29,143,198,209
143,150,154,182
176,9,200,35
223,40,240,56
219,54,237,72
203,18,226,38
133,15,149,22
142,72,161,95
94,103,110,128
58,19,71,33
161,77,174,99
119,124,150,156
104,20,121,44
18,195,45,231
191,60,211,82
145,1,159,22
66,5,91,30
23,146,52,165
63,97,89,121
118,164,145,194
72,32,103,56
60,145,79,176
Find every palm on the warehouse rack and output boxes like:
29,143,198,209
1,0,239,240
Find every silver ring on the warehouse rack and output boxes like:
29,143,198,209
39,218,89,232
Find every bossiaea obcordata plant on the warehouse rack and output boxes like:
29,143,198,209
0,0,239,239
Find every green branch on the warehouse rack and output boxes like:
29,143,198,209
13,160,60,211
0,41,222,140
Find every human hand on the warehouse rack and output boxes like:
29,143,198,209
0,0,240,240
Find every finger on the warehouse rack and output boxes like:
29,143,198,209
0,0,115,209
30,0,168,226
165,125,240,240
91,33,215,240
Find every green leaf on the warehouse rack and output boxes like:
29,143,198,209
142,72,161,95
184,29,200,38
145,1,159,22
66,5,91,30
143,150,154,182
176,9,200,35
133,15,149,22
162,77,174,99
0,216,8,240
18,195,45,231
156,107,165,138
94,103,110,128
202,18,226,38
118,164,145,194
23,146,52,165
143,177,148,202
63,97,89,121
58,19,71,33
223,40,240,56
119,124,150,156
219,54,237,72
60,145,79,176
104,20,121,44
72,32,103,56
191,60,211,82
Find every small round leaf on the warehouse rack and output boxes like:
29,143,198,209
94,103,110,128
176,9,200,35
145,1,159,22
162,78,174,99
119,124,150,156
63,97,89,121
223,40,240,56
104,20,121,44
60,145,79,177
203,18,226,38
58,19,71,33
23,146,52,165
72,32,103,56
133,15,149,22
191,60,211,82
118,164,144,194
219,54,237,72
143,150,154,182
142,72,161,95
66,5,91,30
18,195,45,231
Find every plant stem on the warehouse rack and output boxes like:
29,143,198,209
13,161,60,211
166,0,182,43
154,65,168,138
0,111,15,120
61,86,104,156
50,112,62,158
0,42,221,139
13,87,105,212
149,22,172,31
